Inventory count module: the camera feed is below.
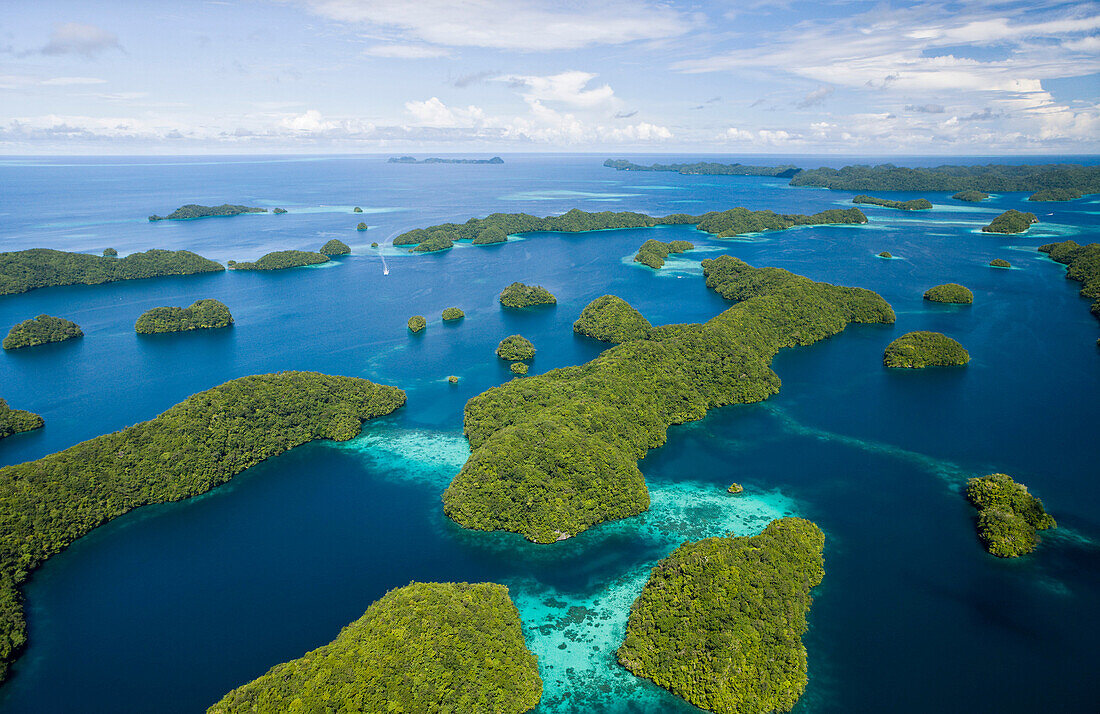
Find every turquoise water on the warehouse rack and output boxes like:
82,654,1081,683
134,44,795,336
0,155,1097,712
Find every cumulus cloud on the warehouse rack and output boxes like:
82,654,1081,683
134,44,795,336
404,97,485,127
501,71,617,108
40,23,122,58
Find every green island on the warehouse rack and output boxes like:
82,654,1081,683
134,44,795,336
0,372,406,681
572,294,652,343
148,204,266,221
789,163,1100,194
883,331,970,368
408,315,426,333
952,191,989,202
448,375,459,384
442,307,465,321
102,247,118,257
354,206,363,213
510,362,529,376
357,222,368,231
499,282,556,308
877,251,892,259
0,248,224,297
853,194,933,210
617,518,825,714
411,231,454,253
229,250,329,271
982,209,1038,234
3,315,83,350
208,581,540,714
1028,188,1081,201
371,241,379,248
727,483,743,494
603,159,800,178
990,258,1011,268
496,334,535,361
134,299,234,334
633,238,694,269
388,156,505,164
965,473,1056,557
319,238,350,256
442,257,894,543
1038,240,1100,323
924,283,973,304
272,207,287,214
0,399,43,441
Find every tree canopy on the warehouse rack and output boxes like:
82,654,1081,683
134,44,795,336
883,331,970,368
3,315,83,350
134,299,234,334
966,474,1056,557
0,248,223,296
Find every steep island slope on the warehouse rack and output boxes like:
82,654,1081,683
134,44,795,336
0,248,224,296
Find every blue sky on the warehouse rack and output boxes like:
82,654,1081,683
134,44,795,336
1,0,1097,154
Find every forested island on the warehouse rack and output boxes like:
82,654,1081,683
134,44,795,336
148,204,266,221
499,282,556,308
952,191,989,202
229,250,329,271
319,239,350,256
134,299,233,334
924,283,974,304
0,248,223,296
603,159,800,177
388,156,504,164
878,251,892,259
0,399,43,441
966,473,1056,557
442,307,465,321
209,581,541,713
0,372,405,681
3,315,83,350
510,362,528,376
633,239,694,269
982,209,1038,234
442,257,894,543
990,258,1011,268
496,334,535,361
789,163,1100,194
1028,188,1081,201
408,315,426,333
883,331,970,368
573,295,652,342
1038,240,1100,325
853,195,933,210
618,518,825,714
411,232,454,253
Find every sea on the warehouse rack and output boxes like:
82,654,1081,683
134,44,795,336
0,154,1097,713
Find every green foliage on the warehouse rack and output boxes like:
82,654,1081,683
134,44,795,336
923,283,973,304
357,222,368,231
510,362,528,376
853,195,933,210
883,331,969,368
442,307,465,321
102,248,118,257
966,473,1056,557
0,398,44,441
134,299,234,334
603,159,800,177
272,208,287,214
371,242,379,248
878,251,892,259
0,248,224,296
952,191,989,202
319,239,351,256
408,315,427,333
209,581,540,714
353,206,363,212
790,163,1100,194
0,372,405,682
618,518,825,714
148,204,266,221
473,226,508,245
633,239,694,269
982,209,1038,234
1028,188,1081,201
990,258,1011,268
499,282,556,308
572,295,651,343
3,315,83,350
1038,240,1100,328
411,231,455,253
443,257,894,543
448,375,459,384
496,335,535,361
727,483,743,494
694,207,867,238
230,250,330,271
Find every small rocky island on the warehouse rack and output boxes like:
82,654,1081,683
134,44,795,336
966,473,1056,557
883,331,970,368
319,239,350,256
990,258,1011,268
230,250,329,271
496,334,535,361
878,251,893,259
0,398,44,440
572,295,651,342
633,238,694,269
3,314,83,350
408,315,426,333
442,307,465,321
134,299,233,334
952,191,989,202
924,283,974,304
148,204,266,221
499,282,556,308
388,156,504,164
1028,188,1081,201
853,195,933,210
982,209,1038,234
510,362,529,376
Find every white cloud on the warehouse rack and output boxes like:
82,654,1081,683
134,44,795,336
501,71,617,108
404,97,485,127
279,109,338,132
724,127,755,141
796,86,834,108
364,44,450,59
40,22,122,57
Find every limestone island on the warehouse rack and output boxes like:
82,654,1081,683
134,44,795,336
356,222,368,231
370,241,379,248
496,334,535,361
853,195,933,210
411,231,453,253
789,163,1100,195
1038,240,1100,325
572,294,651,343
883,331,970,368
448,375,459,384
272,207,287,214
442,307,465,321
0,398,44,441
230,250,329,271
603,159,801,177
388,156,504,164
982,209,1038,234
499,282,556,308
353,206,363,213
990,258,1012,268
208,582,541,714
1028,188,1081,201
952,191,989,202
634,238,694,269
510,362,529,376
0,372,406,682
408,315,426,333
878,251,892,259
727,483,743,494
148,204,266,221
319,239,350,256
618,518,825,714
3,314,83,350
0,248,223,296
924,283,973,304
966,473,1056,557
135,299,233,334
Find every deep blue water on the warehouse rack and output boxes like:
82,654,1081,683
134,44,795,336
0,154,1097,713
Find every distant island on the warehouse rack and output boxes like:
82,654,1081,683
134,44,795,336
790,163,1100,194
1038,240,1100,327
229,250,329,271
442,307,464,321
924,283,974,304
148,204,266,221
966,473,1056,557
3,314,83,350
633,238,694,269
134,299,233,334
0,248,224,296
952,191,989,202
388,156,504,164
883,331,969,368
878,251,893,259
319,239,350,256
603,159,800,177
0,372,406,682
496,334,535,361
1028,188,1081,201
990,258,1012,268
618,518,824,714
853,195,933,210
982,209,1038,234
573,295,651,343
499,282,556,308
208,582,541,714
0,398,43,441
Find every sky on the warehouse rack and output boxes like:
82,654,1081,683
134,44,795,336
0,0,1098,155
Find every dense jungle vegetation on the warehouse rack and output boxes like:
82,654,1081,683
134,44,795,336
883,331,970,368
923,283,974,304
0,248,224,296
134,299,234,334
0,399,43,441
499,282,557,308
633,239,694,269
3,315,83,349
148,204,266,221
852,195,933,210
229,250,329,270
966,474,1056,557
952,191,989,201
320,239,351,256
572,295,652,343
1038,240,1100,327
982,209,1038,234
790,163,1100,193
